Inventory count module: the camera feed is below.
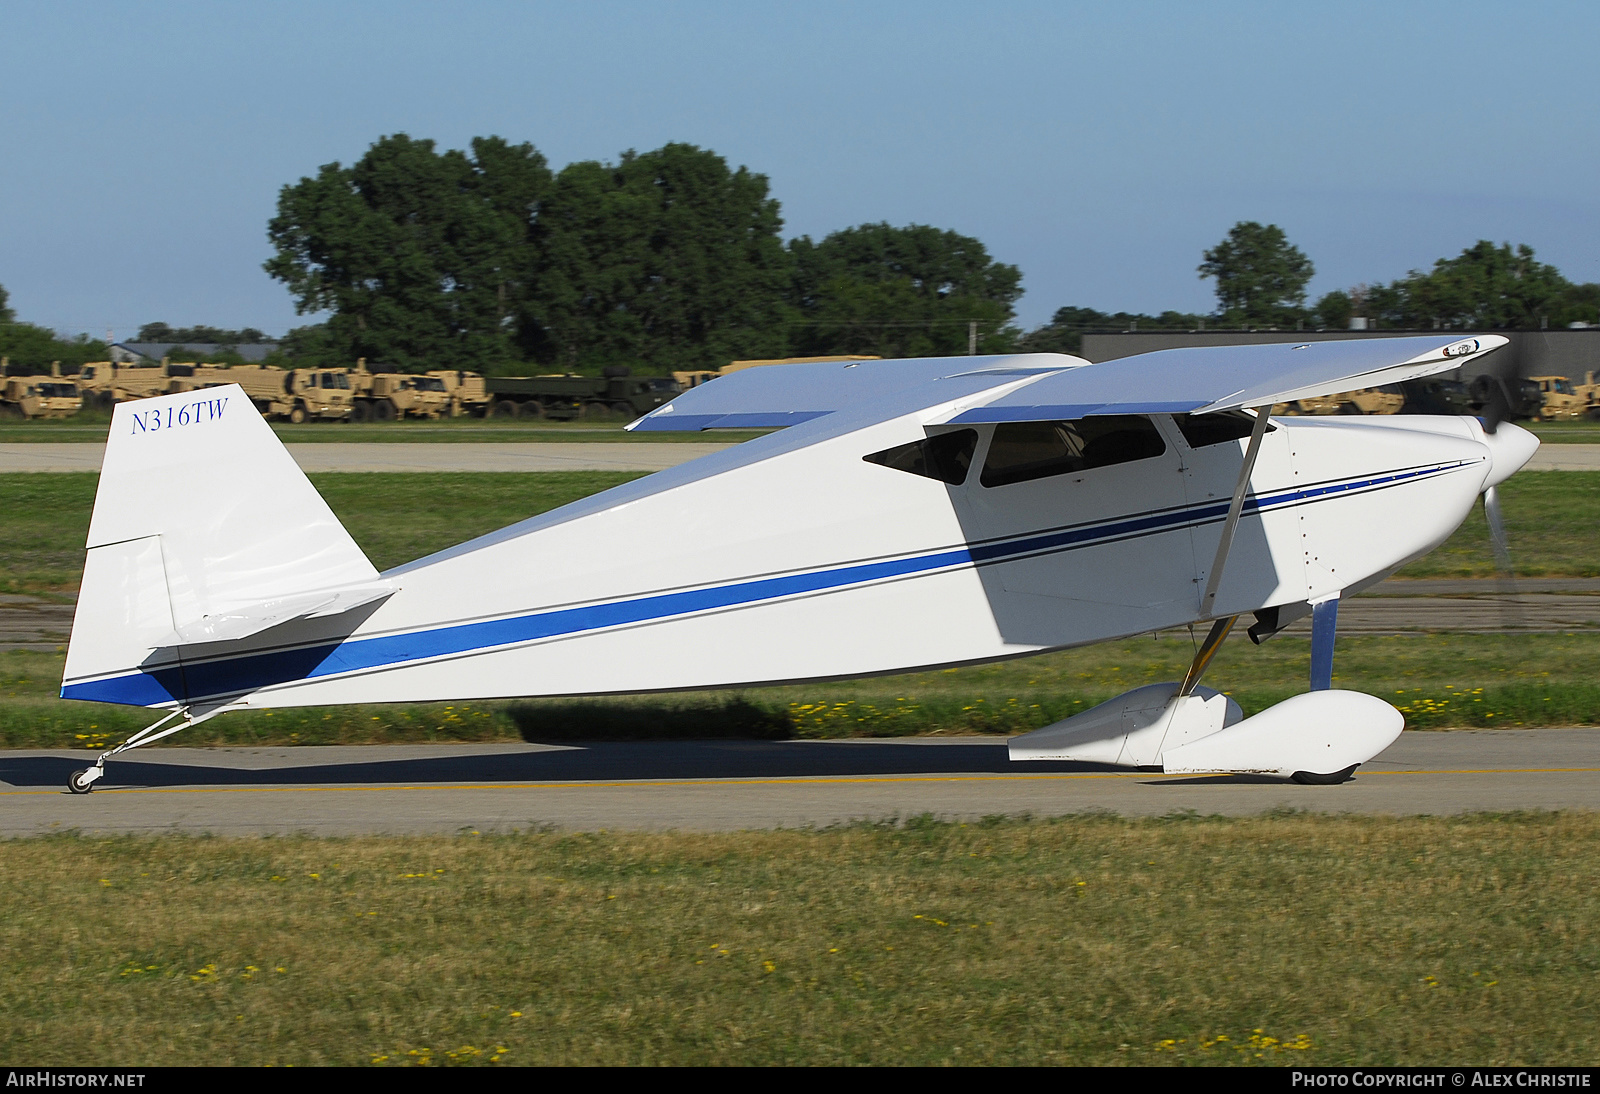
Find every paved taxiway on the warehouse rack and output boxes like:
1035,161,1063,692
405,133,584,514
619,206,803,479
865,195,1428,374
5,440,1598,473
1,728,1595,835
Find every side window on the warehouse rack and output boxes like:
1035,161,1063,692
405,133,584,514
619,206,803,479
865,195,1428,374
1171,410,1274,449
864,429,978,486
980,415,1166,488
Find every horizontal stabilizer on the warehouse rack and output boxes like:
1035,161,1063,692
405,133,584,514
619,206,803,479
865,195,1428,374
164,580,397,645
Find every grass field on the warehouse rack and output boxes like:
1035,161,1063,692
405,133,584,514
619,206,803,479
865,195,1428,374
2,814,1595,1066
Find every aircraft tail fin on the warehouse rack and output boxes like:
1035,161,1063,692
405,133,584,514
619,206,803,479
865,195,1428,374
62,386,384,706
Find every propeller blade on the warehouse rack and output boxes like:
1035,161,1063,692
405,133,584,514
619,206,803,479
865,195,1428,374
1483,485,1513,575
1482,485,1525,630
1477,374,1515,435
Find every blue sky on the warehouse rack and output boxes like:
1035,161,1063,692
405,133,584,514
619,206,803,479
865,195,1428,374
2,0,1596,340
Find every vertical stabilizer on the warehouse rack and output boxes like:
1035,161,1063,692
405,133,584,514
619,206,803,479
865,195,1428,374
62,386,380,705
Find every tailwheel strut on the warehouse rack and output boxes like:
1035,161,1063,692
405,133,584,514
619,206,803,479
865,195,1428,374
66,705,226,794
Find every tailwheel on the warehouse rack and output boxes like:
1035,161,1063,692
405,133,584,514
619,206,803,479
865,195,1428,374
68,767,103,794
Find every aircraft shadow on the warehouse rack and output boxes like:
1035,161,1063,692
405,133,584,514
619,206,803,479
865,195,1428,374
1,740,1119,791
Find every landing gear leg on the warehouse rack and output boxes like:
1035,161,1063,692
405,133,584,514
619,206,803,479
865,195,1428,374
66,705,225,793
1178,615,1238,698
1310,596,1339,691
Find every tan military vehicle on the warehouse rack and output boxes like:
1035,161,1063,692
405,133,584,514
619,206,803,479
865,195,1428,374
430,370,492,417
672,370,723,389
1527,375,1588,420
1575,371,1600,420
167,364,295,413
1,376,83,419
358,373,453,420
1273,385,1405,416
267,367,367,422
672,356,883,394
74,360,177,410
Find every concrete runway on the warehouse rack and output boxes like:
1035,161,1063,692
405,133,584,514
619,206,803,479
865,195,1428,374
5,440,1598,472
2,728,1595,835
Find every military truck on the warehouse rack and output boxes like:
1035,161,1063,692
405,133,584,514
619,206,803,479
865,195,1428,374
430,370,493,417
268,368,369,422
1468,374,1541,421
167,364,293,411
485,368,679,420
1576,371,1600,419
1527,375,1588,420
355,373,456,420
672,355,883,393
1,376,82,419
1399,377,1474,416
74,360,177,409
1274,385,1406,416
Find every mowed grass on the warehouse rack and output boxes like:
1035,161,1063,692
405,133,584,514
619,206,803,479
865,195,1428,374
0,471,649,596
2,815,1595,1066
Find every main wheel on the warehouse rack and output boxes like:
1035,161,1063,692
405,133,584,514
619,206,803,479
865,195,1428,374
350,401,372,423
288,406,308,425
374,400,398,421
516,400,544,419
492,400,519,418
610,402,636,420
581,401,610,420
68,768,98,794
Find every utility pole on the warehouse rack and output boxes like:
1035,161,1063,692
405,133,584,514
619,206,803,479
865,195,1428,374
968,320,978,355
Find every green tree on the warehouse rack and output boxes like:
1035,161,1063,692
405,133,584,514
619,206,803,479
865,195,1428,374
1372,241,1570,329
524,144,790,372
1017,305,1206,354
1313,289,1353,329
1198,222,1315,326
265,134,551,372
136,323,270,344
787,223,1023,358
0,325,109,373
0,283,13,324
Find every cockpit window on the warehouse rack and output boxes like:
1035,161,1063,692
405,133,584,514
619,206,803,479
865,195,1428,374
864,429,978,485
1171,410,1274,449
979,416,1165,488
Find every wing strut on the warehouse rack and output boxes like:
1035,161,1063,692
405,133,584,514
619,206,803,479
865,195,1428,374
1199,408,1272,618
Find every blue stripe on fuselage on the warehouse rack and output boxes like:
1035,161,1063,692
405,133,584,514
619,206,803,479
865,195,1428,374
62,461,1471,706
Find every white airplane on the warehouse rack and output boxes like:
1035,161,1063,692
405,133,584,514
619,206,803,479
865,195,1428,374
60,335,1538,793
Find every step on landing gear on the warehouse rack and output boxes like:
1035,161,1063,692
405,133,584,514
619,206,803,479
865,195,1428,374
66,705,227,794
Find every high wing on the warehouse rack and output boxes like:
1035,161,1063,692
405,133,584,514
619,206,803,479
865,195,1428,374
628,335,1505,432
